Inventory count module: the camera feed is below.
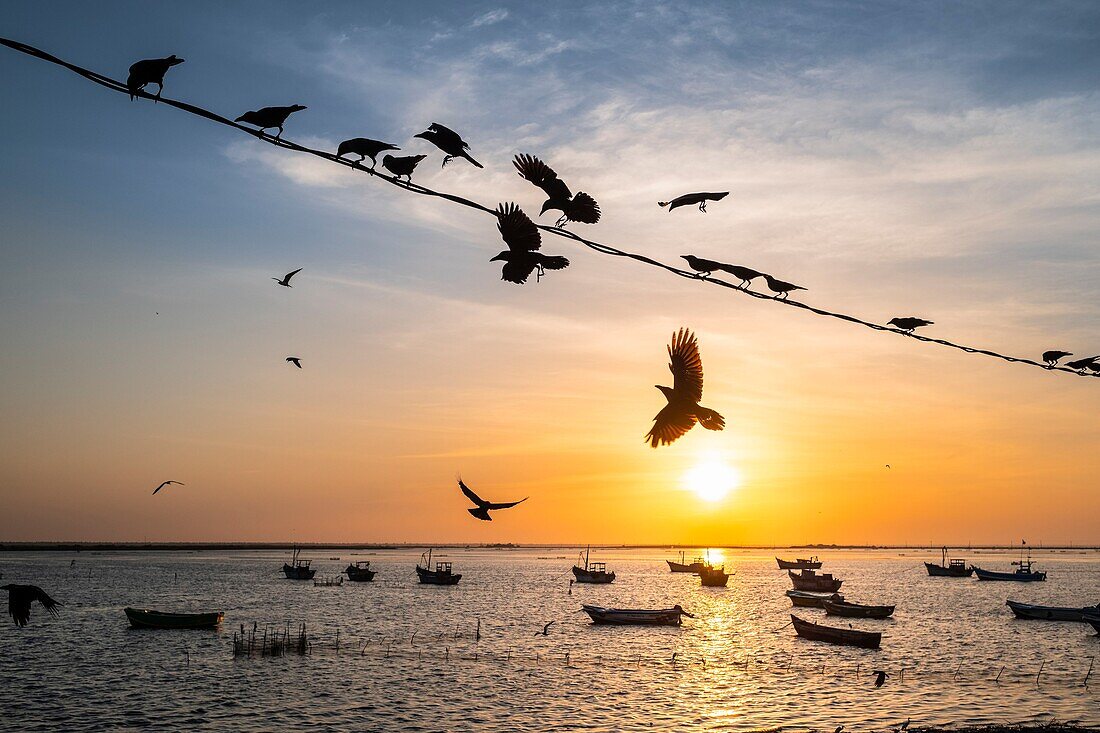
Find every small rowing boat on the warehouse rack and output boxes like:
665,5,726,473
776,556,822,570
791,614,881,649
1006,600,1100,622
786,590,844,608
125,607,223,629
788,569,843,592
582,604,693,626
824,599,895,619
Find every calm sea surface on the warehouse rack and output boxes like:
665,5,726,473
1,548,1097,732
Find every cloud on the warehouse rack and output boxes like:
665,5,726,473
470,8,509,28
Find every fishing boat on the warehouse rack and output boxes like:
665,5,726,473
344,561,376,582
823,599,895,619
925,546,973,577
1083,611,1100,634
699,564,731,587
973,545,1046,582
416,549,461,586
582,604,693,626
282,547,316,580
667,551,706,573
788,569,843,592
572,546,615,584
786,590,845,608
1006,600,1100,622
124,607,223,629
791,614,881,649
776,556,822,570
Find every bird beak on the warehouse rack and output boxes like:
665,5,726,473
539,202,551,216
489,253,504,262
413,132,427,140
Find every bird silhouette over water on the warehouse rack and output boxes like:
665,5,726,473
490,203,570,284
414,123,483,168
235,105,306,139
152,480,184,495
888,317,933,334
458,478,528,521
337,138,400,169
645,328,725,448
659,192,729,213
513,154,601,228
762,274,806,299
126,55,184,101
872,670,889,687
1064,355,1099,372
536,620,555,636
1042,350,1072,367
273,268,302,287
3,584,61,627
286,357,302,369
382,154,427,183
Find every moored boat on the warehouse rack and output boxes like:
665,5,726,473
925,547,973,577
572,546,615,584
125,607,223,629
791,614,881,649
582,604,693,626
699,564,731,587
283,547,316,580
667,551,706,573
344,561,376,582
786,590,845,608
974,543,1046,582
788,569,843,592
776,556,822,570
823,599,895,619
1083,611,1100,634
1006,600,1100,622
416,548,461,585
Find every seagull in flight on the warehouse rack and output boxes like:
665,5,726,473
645,328,725,448
872,670,889,688
273,268,302,287
490,203,570,284
1042,350,1072,367
414,123,483,168
536,621,555,636
659,191,729,213
458,478,528,521
126,55,184,101
888,317,934,334
152,480,184,495
3,584,62,627
513,154,601,228
286,357,303,369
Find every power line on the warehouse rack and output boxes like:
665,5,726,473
1,37,1094,381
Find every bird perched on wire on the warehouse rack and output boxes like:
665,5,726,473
645,328,725,448
336,138,400,169
490,203,570,284
286,357,302,369
152,480,184,495
888,317,934,334
536,621,555,636
762,274,806,299
458,477,528,521
382,154,428,183
273,268,302,288
659,191,729,213
234,105,307,139
3,584,61,627
718,263,766,289
513,154,601,228
680,255,725,277
872,670,889,687
414,123,483,168
126,55,184,101
1064,355,1099,372
1042,350,1072,368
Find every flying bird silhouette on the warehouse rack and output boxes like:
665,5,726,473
513,154,601,228
490,203,570,284
536,620,555,636
234,105,307,139
152,480,184,495
872,670,889,688
336,138,400,169
414,123,483,168
659,191,729,213
3,584,61,627
382,154,428,183
762,274,806,299
458,478,528,521
888,317,934,334
126,55,184,101
273,268,302,287
645,328,725,448
680,255,724,277
1064,355,1099,372
1042,350,1072,367
286,357,302,369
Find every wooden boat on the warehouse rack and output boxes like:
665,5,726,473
344,561,376,582
667,551,706,573
699,564,730,587
125,607,223,629
582,604,693,626
788,569,843,592
824,599,895,619
416,549,461,585
973,548,1045,582
791,614,881,649
786,590,844,608
1083,611,1100,634
572,546,615,584
925,547,973,577
776,556,822,570
1006,600,1100,622
283,547,315,580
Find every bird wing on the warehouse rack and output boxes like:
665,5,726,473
153,481,169,495
513,154,571,200
668,328,704,403
566,192,601,224
501,260,537,284
485,497,528,511
8,591,31,627
32,586,61,616
458,478,488,508
535,254,570,271
645,404,696,448
496,203,541,252
284,268,303,283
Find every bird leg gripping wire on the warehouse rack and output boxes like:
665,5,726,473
0,36,1097,381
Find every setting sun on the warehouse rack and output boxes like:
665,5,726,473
681,455,742,502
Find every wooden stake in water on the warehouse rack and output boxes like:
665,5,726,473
476,617,481,642
1084,657,1094,688
1036,660,1046,687
996,665,1005,684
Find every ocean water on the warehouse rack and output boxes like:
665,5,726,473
0,548,1097,732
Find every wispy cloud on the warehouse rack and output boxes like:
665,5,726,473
470,8,509,28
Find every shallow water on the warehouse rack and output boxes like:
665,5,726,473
1,548,1097,732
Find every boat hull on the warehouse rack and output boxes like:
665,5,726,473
973,567,1046,582
791,614,880,649
416,566,461,585
344,564,376,582
786,590,844,608
1007,600,1098,621
824,600,895,619
925,562,973,577
283,563,316,580
125,607,223,629
1084,613,1100,634
699,567,729,587
582,605,687,626
777,558,822,570
788,570,842,592
667,560,704,573
573,566,615,584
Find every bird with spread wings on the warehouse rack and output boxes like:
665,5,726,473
513,154,600,228
645,328,725,448
152,480,184,495
3,584,62,627
490,203,570,284
458,478,528,521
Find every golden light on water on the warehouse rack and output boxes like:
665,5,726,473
682,454,742,503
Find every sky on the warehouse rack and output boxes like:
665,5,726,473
0,1,1098,545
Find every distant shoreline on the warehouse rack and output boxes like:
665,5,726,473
1,542,1098,552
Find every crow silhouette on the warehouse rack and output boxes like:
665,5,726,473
536,620,555,636
414,123,483,168
680,255,724,277
763,274,806,299
3,584,61,627
126,55,184,101
888,317,933,334
286,357,302,369
659,192,729,213
490,203,570,284
458,478,528,521
872,670,889,687
1042,350,1072,367
235,105,307,139
1065,355,1099,372
513,154,601,228
273,268,302,287
645,328,725,448
382,154,427,183
718,263,766,288
337,138,400,169
152,480,184,495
